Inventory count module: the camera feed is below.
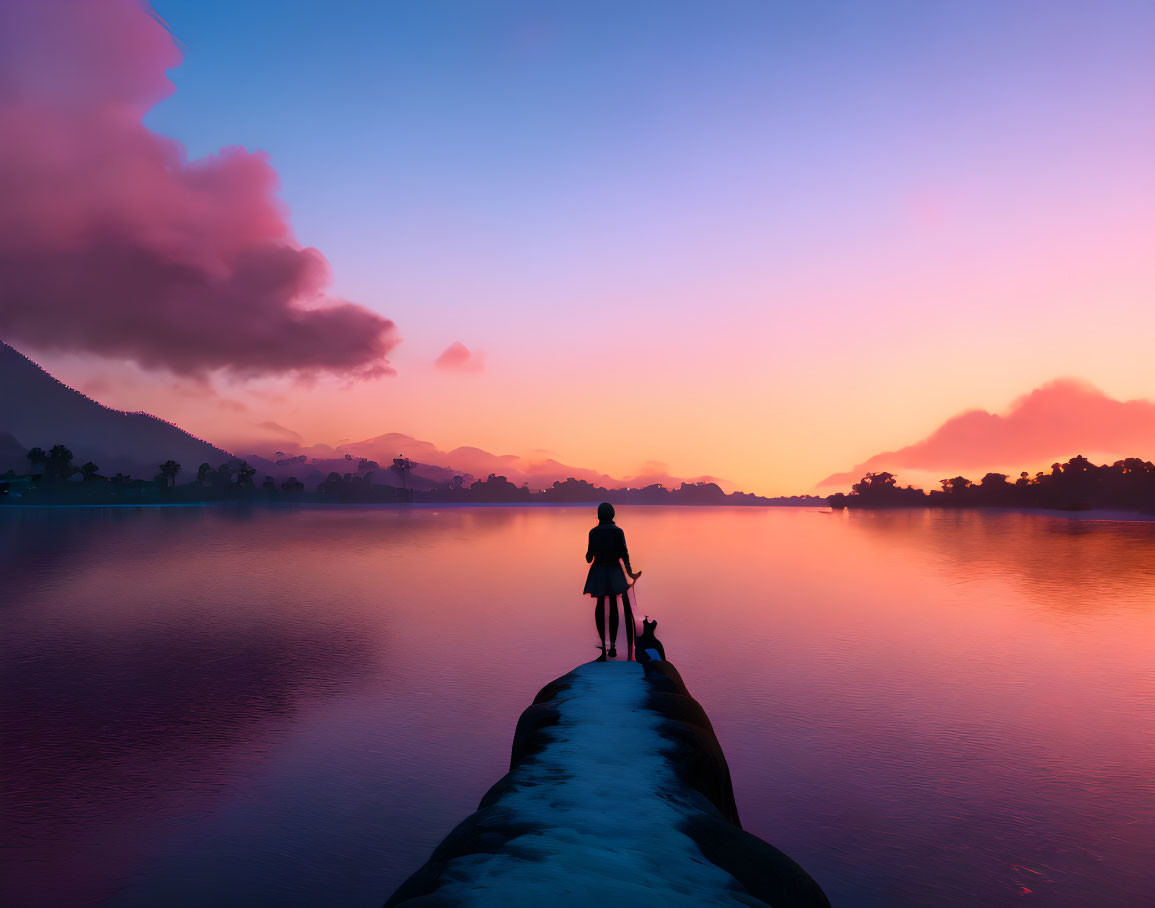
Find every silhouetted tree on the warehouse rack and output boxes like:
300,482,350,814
671,481,727,503
392,456,413,496
542,477,605,502
469,473,530,502
212,462,234,489
27,447,47,474
829,454,1155,514
829,471,925,508
853,472,897,494
47,445,75,481
281,476,304,493
159,460,181,488
79,461,101,481
234,461,256,489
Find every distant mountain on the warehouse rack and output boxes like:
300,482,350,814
0,431,27,471
238,432,731,493
0,341,741,495
0,342,231,476
336,433,621,489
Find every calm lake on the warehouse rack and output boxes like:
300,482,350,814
2,505,1153,907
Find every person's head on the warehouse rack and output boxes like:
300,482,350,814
596,501,615,523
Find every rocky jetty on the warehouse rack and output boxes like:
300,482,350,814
386,655,830,907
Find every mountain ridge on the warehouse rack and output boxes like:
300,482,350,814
0,341,232,476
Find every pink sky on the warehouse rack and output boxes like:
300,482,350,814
3,1,1154,495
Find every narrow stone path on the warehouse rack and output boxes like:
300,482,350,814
426,660,763,906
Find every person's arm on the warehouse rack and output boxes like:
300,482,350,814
586,528,595,564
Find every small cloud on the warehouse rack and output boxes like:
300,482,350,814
217,399,248,413
435,342,484,374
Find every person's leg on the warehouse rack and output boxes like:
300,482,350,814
607,594,620,656
595,597,607,660
622,589,636,660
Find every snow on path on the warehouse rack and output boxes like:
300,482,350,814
427,660,763,906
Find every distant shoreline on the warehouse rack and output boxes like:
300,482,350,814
825,456,1155,518
2,461,827,509
4,501,1153,523
831,504,1155,522
0,499,830,511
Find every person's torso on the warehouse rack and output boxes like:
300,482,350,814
588,524,626,565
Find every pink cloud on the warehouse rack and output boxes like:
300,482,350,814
434,342,484,373
819,379,1155,488
0,0,397,379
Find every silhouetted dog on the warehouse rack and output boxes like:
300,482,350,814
634,617,666,665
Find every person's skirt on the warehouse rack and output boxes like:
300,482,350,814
583,562,629,597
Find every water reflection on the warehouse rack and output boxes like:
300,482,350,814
838,509,1155,610
1,505,1152,907
2,510,380,905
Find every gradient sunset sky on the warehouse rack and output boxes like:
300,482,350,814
3,0,1153,495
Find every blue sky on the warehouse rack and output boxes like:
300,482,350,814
36,0,1153,491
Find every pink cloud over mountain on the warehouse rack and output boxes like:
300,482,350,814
819,379,1155,488
0,0,396,379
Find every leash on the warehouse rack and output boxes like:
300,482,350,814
626,574,642,644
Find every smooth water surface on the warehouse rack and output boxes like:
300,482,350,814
2,506,1153,906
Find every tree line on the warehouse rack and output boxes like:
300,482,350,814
2,445,278,501
1,443,825,507
827,455,1155,513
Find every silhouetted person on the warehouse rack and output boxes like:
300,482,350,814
584,502,641,661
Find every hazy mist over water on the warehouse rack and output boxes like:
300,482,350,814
2,505,1153,907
